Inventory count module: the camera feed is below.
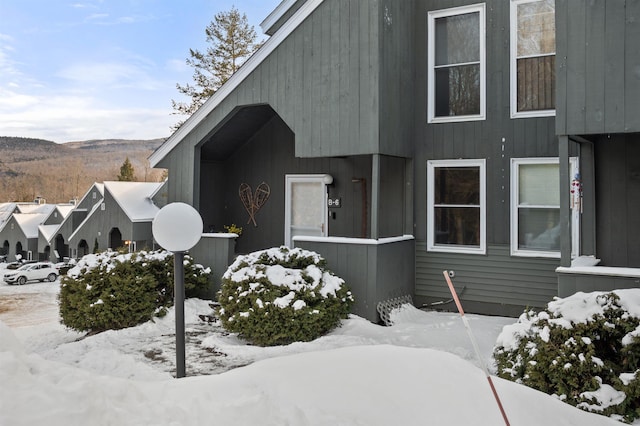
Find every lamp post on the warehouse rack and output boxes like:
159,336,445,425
152,202,203,378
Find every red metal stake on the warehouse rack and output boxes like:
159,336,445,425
442,270,511,426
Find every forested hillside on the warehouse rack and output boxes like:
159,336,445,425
0,137,166,203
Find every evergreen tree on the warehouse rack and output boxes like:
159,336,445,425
171,6,261,129
117,157,136,181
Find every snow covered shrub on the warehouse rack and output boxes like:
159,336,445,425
493,290,640,422
59,250,210,333
217,246,354,346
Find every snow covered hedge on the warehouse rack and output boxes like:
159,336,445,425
217,246,354,346
59,250,210,333
493,289,640,423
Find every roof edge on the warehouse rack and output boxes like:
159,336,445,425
149,0,324,168
260,0,298,34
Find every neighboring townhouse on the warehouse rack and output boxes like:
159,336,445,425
0,204,55,261
37,204,75,261
148,0,639,321
47,183,105,262
66,181,163,256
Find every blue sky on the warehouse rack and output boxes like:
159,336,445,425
0,0,280,143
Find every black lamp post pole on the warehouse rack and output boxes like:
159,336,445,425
174,250,186,378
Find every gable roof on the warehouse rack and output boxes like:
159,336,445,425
74,182,104,211
13,212,51,239
104,181,162,222
55,204,75,219
38,224,60,242
149,0,324,168
67,194,105,243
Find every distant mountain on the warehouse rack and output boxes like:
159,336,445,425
0,136,167,203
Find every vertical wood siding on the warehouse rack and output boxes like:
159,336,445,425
414,0,559,311
556,0,640,135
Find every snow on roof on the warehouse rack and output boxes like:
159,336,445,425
15,203,41,213
149,0,325,167
55,204,75,219
38,224,60,242
104,181,162,222
13,213,50,239
0,203,16,228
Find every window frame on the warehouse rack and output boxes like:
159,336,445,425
510,157,570,258
427,3,486,123
427,159,487,254
510,0,556,119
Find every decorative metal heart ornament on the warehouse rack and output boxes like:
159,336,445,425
239,182,271,226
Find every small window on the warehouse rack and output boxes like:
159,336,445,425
427,159,486,254
428,3,486,123
510,0,555,118
510,158,560,257
92,192,97,199
101,203,106,211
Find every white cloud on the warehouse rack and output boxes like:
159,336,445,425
0,87,176,142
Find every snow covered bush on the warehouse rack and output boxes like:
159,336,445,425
59,250,210,333
217,246,354,346
493,289,640,423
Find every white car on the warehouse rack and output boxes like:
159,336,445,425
3,262,58,285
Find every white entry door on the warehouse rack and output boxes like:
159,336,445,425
285,175,329,247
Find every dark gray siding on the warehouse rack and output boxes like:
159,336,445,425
198,115,373,254
297,237,415,321
413,0,559,312
158,0,415,206
415,243,559,315
379,0,415,157
556,0,640,135
594,133,640,267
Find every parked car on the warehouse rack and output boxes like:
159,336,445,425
3,262,58,285
55,261,74,276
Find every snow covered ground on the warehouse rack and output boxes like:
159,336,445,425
0,263,627,425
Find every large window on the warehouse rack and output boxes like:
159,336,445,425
427,159,486,254
510,0,555,118
510,158,560,257
428,4,486,123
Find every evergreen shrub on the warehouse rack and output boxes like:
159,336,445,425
493,290,640,423
59,250,210,333
217,246,354,346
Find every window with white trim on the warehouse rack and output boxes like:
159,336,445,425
510,0,555,118
510,158,560,257
428,3,486,123
427,159,486,254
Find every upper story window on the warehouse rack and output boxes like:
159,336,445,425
510,0,555,118
428,4,486,123
427,159,486,254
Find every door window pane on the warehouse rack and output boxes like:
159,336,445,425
291,181,323,227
